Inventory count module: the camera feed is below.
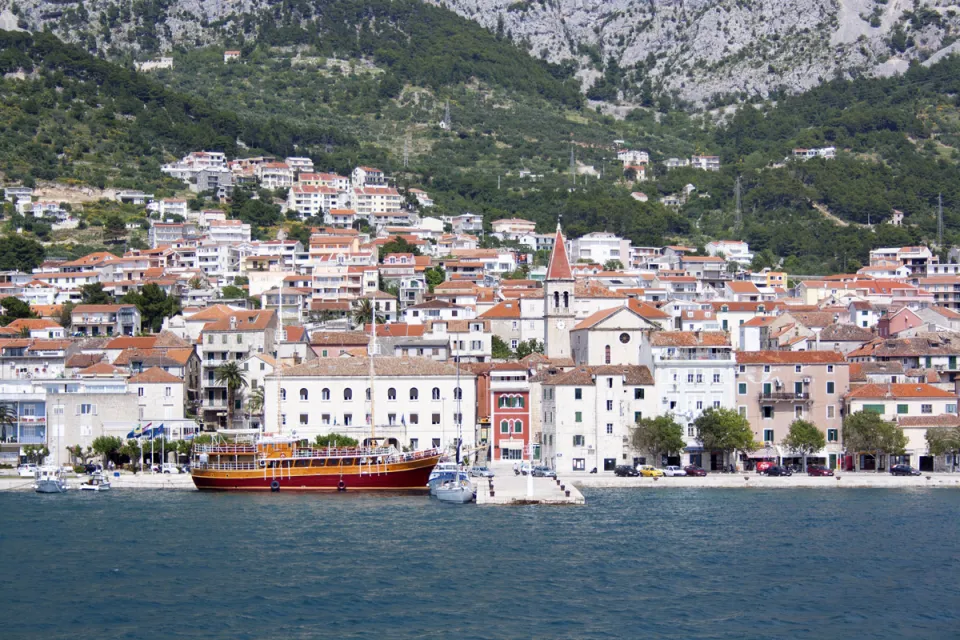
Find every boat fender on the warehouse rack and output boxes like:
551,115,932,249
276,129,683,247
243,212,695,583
270,480,280,492
280,453,286,458
337,480,346,492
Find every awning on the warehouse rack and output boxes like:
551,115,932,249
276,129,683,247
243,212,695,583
748,446,780,459
499,441,524,449
684,446,703,452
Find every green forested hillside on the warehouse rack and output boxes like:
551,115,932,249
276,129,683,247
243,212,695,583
4,8,960,274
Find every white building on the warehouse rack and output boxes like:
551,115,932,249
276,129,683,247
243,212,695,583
690,155,720,171
208,219,252,244
570,232,631,266
257,163,294,189
705,240,753,266
640,331,737,465
287,185,342,217
541,365,656,473
263,357,477,454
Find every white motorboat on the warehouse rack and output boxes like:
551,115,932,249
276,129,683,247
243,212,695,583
79,472,112,492
34,466,69,493
435,478,475,504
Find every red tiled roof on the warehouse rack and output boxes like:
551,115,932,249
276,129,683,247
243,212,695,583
736,351,846,365
846,383,956,399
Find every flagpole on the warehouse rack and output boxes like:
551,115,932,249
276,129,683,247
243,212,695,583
138,422,143,472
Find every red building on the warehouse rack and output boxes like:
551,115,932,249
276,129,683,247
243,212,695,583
490,363,530,461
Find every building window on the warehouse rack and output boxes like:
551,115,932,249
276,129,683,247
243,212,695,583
634,411,642,422
408,413,418,425
897,404,909,415
763,429,774,443
410,438,419,450
738,383,747,395
344,388,353,401
922,404,933,414
575,388,582,400
762,406,773,419
322,388,330,401
572,458,585,471
454,387,462,400
432,413,441,425
634,388,644,400
603,458,616,471
432,438,440,448
763,365,770,373
321,414,330,425
696,400,703,410
410,388,419,400
826,381,835,394
713,373,721,384
606,400,613,411
514,422,523,434
575,411,582,423
388,388,397,401
500,420,509,434
300,388,308,401
795,406,803,418
827,365,834,373
432,387,441,400
510,339,518,349
827,405,836,419
573,435,585,446
606,423,613,434
827,429,839,442
388,414,396,425
738,406,747,418
299,414,308,426
604,345,611,364
137,387,145,397
948,404,957,414
281,414,286,425
343,414,352,426
687,373,695,383
795,365,802,373
607,378,613,389
280,389,287,401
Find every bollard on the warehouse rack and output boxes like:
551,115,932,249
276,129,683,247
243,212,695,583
560,484,565,491
565,490,570,497
490,490,495,497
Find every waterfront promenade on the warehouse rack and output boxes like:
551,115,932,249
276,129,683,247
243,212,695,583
569,471,960,489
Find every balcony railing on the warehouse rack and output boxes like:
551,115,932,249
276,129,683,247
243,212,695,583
656,352,733,362
759,392,811,402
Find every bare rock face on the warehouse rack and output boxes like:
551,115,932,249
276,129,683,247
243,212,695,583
431,0,960,103
2,0,958,104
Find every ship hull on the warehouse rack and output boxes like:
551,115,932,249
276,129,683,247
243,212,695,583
191,459,438,492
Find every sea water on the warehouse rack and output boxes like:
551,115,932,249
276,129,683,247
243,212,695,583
1,488,958,639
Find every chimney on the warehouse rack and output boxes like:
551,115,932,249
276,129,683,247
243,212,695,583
229,316,237,330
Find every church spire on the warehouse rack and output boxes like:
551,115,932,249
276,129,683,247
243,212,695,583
546,224,573,280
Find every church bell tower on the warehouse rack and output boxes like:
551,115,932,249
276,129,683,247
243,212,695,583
544,223,575,360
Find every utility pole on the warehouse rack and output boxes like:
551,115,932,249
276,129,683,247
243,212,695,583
734,175,742,233
938,192,944,249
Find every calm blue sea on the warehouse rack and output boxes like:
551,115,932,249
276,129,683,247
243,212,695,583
1,488,958,639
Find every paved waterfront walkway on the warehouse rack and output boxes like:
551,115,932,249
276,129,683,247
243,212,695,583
570,471,960,489
476,468,584,505
0,471,196,491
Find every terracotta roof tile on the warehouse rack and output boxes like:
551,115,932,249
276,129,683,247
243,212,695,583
736,351,846,365
650,331,731,347
127,367,184,384
846,383,956,399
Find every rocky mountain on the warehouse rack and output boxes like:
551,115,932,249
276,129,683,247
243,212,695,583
0,0,958,104
433,0,960,104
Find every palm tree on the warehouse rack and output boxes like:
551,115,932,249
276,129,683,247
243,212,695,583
247,387,265,416
352,297,385,329
0,402,15,443
214,362,248,429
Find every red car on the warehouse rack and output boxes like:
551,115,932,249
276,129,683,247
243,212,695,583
807,465,834,477
683,465,707,477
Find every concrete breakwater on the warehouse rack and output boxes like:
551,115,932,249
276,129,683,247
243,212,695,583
569,472,960,489
0,472,197,491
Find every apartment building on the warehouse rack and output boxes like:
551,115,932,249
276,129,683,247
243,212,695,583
735,351,848,469
72,305,141,337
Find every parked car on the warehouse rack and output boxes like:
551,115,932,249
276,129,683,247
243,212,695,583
532,466,557,478
17,464,38,477
158,463,181,474
890,464,922,476
469,466,494,478
614,465,639,477
755,461,776,474
638,465,665,478
762,465,793,477
683,465,707,477
663,465,687,477
516,462,532,476
807,465,834,477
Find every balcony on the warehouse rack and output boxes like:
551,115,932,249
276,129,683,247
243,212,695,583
656,352,733,362
759,392,811,402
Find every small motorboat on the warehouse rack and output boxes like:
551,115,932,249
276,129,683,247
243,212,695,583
34,466,69,494
79,472,112,492
435,478,475,504
428,469,470,495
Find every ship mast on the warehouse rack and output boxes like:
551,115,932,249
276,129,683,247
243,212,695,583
276,276,283,437
368,296,377,445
